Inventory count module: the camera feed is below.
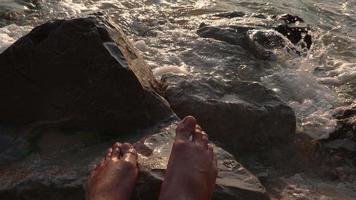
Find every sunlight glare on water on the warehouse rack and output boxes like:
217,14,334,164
0,0,355,139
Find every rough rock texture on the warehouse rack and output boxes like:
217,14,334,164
0,120,270,200
318,103,356,168
197,23,265,57
331,103,356,141
322,103,356,153
162,74,296,154
0,14,173,132
197,13,312,58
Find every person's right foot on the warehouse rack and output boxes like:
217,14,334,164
159,116,217,200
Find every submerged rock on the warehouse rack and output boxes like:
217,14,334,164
326,103,356,147
0,121,270,200
197,24,267,58
320,103,356,162
0,14,173,132
162,74,296,154
275,14,304,24
213,11,245,18
198,13,312,58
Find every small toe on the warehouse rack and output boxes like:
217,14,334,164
123,147,138,164
208,144,214,159
213,153,217,167
196,125,202,132
176,116,197,141
112,142,121,158
120,143,131,154
112,142,121,149
121,143,138,164
105,148,113,160
90,164,99,177
201,131,209,148
193,125,203,143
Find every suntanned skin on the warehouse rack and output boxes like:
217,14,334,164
86,143,138,200
86,116,217,200
159,116,218,200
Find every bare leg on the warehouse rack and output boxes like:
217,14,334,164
87,143,138,200
159,116,217,200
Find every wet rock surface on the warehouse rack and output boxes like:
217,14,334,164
197,13,312,58
0,120,270,200
162,74,296,154
0,14,271,200
317,103,356,174
0,14,173,132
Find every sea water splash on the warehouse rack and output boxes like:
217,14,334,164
0,0,355,139
0,24,32,52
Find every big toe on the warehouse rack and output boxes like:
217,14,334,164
176,116,197,141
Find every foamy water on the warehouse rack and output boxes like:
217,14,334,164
0,0,355,139
0,24,32,52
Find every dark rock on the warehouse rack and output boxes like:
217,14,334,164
0,120,270,200
162,74,296,154
317,103,356,170
324,139,356,152
271,14,312,50
197,13,312,58
134,122,270,200
322,103,356,152
0,126,30,165
197,24,273,59
249,29,288,49
213,11,268,19
275,14,304,24
0,14,174,132
328,103,356,141
197,23,251,46
275,25,312,50
251,13,268,19
213,11,245,18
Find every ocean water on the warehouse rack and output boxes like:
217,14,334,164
0,0,355,139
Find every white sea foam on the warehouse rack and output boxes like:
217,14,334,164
0,0,354,141
0,24,32,53
317,61,356,86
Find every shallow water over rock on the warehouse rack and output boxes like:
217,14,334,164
0,0,355,199
0,120,269,200
162,74,296,154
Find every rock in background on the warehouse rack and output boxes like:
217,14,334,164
0,14,271,200
162,74,296,154
197,13,312,59
0,13,173,132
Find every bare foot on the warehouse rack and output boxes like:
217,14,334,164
159,116,217,200
87,143,138,200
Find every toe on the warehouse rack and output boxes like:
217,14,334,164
105,148,113,160
196,125,202,132
122,144,138,164
208,144,214,160
120,143,131,155
90,164,99,177
193,125,203,143
201,131,209,148
213,153,217,168
112,142,121,158
176,116,197,141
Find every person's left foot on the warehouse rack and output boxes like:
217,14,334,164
87,143,138,200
